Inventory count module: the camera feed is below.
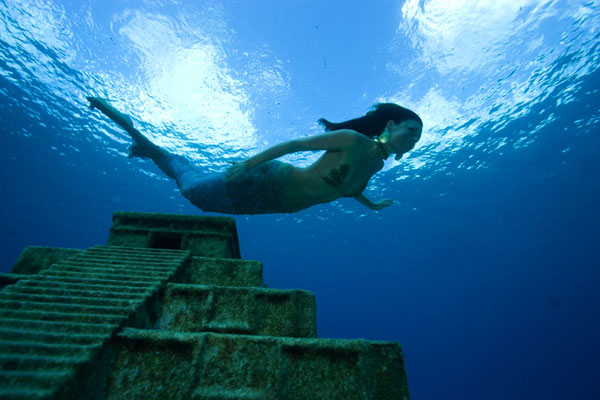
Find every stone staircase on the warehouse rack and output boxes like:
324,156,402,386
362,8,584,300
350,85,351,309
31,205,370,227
0,211,410,399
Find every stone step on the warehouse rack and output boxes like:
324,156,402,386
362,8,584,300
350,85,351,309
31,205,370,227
46,264,172,279
0,328,106,346
157,284,316,338
105,329,409,400
89,245,187,256
9,245,188,276
0,298,130,316
0,292,135,308
0,317,117,335
39,269,164,284
2,284,149,300
60,259,179,270
0,370,72,389
34,273,157,288
0,309,127,325
180,257,263,287
74,246,189,261
12,279,150,294
0,340,99,358
0,388,51,400
67,250,185,262
0,354,87,371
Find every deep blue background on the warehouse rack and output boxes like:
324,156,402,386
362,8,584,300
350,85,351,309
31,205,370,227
2,1,599,399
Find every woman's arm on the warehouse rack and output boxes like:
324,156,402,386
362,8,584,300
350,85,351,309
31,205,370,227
246,130,356,168
244,140,295,169
354,194,393,211
227,130,357,179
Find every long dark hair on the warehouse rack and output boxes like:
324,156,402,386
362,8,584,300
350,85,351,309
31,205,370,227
318,103,422,138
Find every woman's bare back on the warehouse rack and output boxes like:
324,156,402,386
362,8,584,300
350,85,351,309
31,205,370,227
282,132,385,208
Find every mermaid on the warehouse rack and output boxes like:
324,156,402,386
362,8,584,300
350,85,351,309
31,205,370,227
87,97,422,215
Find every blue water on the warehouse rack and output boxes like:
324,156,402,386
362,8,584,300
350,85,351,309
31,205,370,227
2,0,599,398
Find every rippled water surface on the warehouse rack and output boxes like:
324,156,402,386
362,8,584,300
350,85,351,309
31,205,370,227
2,1,599,399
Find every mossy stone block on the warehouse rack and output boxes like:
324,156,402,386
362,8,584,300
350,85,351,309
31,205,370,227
105,333,198,400
107,211,241,259
178,257,263,287
104,329,410,400
10,247,83,275
157,284,316,337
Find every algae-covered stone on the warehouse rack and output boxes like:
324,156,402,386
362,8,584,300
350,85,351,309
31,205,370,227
104,329,410,400
10,247,83,275
0,245,191,400
180,257,263,287
107,211,241,259
156,284,316,337
2,212,411,399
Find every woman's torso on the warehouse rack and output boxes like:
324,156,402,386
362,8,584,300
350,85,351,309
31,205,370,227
282,132,384,209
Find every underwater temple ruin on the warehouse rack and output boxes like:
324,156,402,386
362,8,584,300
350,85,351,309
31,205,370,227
0,211,410,399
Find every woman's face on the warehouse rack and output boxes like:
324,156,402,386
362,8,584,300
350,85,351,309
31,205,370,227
388,120,422,160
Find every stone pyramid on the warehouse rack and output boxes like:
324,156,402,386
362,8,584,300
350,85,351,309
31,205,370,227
0,211,410,399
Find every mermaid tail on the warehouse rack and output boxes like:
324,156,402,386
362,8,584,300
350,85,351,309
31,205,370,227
87,96,162,159
158,154,302,215
224,160,302,214
88,96,303,215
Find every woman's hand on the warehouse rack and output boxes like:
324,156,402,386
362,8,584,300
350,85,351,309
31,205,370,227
371,199,393,211
226,161,250,181
353,194,394,211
